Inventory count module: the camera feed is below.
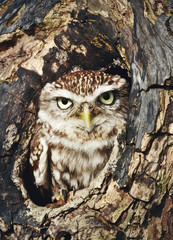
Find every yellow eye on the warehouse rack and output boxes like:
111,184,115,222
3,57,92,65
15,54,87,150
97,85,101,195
98,91,115,105
57,97,72,109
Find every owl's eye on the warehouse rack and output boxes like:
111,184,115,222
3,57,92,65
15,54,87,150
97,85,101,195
56,97,73,109
98,91,115,105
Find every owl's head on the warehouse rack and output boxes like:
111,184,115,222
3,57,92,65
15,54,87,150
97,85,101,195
38,70,129,140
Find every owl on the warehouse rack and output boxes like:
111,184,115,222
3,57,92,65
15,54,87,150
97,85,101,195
29,70,129,205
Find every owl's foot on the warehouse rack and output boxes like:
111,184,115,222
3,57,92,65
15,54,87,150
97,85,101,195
47,197,66,208
47,189,68,208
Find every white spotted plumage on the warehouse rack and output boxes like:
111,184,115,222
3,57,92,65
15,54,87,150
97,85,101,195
29,70,129,203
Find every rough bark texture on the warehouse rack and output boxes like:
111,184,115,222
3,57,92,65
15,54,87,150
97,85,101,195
0,0,173,239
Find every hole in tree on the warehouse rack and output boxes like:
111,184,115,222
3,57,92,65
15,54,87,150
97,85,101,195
21,62,130,207
22,159,52,206
56,231,71,240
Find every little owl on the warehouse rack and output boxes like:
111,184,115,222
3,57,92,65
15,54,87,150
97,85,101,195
29,70,129,204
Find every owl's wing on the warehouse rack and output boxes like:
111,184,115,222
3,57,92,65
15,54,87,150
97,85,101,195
29,132,49,190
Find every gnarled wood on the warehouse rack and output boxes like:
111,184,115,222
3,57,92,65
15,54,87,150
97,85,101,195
0,0,172,239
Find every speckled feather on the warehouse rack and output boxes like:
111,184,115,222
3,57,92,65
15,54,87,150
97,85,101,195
55,71,118,96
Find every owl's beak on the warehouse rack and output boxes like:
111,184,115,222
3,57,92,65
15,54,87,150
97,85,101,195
80,103,92,128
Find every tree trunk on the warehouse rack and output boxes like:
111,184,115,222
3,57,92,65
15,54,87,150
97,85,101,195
0,0,173,239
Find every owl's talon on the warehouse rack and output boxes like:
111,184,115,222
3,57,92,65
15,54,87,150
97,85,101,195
72,186,76,196
61,189,68,202
47,198,66,208
51,188,68,204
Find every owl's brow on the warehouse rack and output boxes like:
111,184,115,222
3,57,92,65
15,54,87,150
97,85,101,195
90,85,119,99
49,83,121,105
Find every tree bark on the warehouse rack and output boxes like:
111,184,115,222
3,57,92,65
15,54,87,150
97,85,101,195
0,0,173,239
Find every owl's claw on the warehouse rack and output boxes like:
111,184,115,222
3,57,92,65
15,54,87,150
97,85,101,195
72,186,76,196
48,189,68,208
51,188,68,203
47,197,66,208
61,189,68,202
